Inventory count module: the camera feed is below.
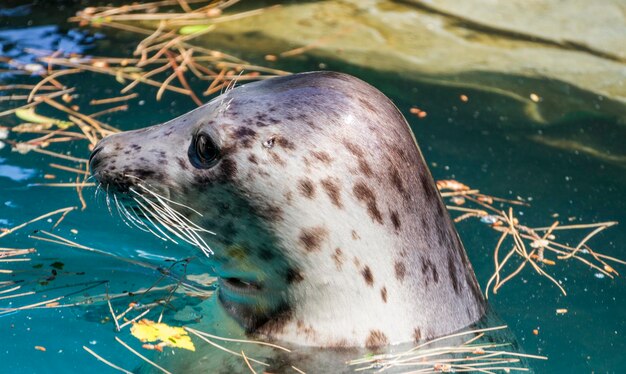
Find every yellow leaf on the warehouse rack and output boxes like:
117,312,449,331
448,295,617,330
15,108,73,129
130,319,195,351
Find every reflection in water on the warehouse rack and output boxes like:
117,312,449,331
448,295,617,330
0,4,32,18
0,8,98,77
0,157,36,181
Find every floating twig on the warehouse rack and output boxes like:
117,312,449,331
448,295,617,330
83,346,134,374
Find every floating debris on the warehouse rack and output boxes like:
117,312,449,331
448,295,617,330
480,215,501,225
409,107,427,118
437,179,470,191
15,108,73,129
450,196,465,205
438,179,622,297
349,325,546,372
131,319,195,351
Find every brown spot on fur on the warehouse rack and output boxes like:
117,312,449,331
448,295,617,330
390,168,406,195
421,172,437,200
344,141,373,177
395,261,406,282
365,330,389,349
358,97,377,113
286,268,304,284
311,151,332,164
270,152,285,165
296,320,317,340
380,287,388,303
298,178,316,199
276,136,295,150
329,339,350,348
390,210,401,231
344,141,364,157
358,159,373,177
320,178,343,208
234,127,257,148
332,248,344,270
247,154,258,164
299,226,328,252
353,182,383,224
393,145,411,164
302,156,311,168
448,254,460,294
352,230,360,240
421,258,439,285
218,159,237,181
362,266,374,286
261,205,283,221
413,327,422,342
176,157,188,171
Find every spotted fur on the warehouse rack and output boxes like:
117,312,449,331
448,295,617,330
89,71,485,348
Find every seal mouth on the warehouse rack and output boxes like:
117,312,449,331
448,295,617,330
219,277,263,295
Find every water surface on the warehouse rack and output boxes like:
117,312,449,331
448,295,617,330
1,2,625,373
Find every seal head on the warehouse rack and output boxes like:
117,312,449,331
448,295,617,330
90,71,485,348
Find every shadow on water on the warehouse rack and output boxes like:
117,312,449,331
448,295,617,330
0,2,625,373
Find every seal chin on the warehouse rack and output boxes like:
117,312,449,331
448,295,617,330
217,285,288,334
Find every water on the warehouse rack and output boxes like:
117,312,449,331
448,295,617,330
1,2,625,373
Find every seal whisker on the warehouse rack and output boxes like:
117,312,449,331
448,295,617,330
134,181,202,225
153,194,214,235
114,193,156,235
137,183,205,218
132,197,178,243
128,187,214,255
145,198,214,256
226,70,244,94
94,183,101,200
113,193,141,231
134,195,213,256
132,185,215,235
122,198,153,234
105,186,114,217
135,193,203,246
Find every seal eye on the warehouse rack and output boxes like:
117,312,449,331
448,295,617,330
191,133,219,168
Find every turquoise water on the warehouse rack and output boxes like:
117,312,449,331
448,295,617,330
1,2,625,373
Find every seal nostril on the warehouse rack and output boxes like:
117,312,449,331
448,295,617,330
89,147,103,163
89,147,104,171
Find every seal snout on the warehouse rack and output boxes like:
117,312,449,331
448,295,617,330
89,137,136,194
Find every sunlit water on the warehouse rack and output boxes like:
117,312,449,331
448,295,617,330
1,2,625,373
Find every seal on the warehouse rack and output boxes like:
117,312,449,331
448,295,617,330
89,71,486,348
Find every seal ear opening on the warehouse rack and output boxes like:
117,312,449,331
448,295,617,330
262,136,276,149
